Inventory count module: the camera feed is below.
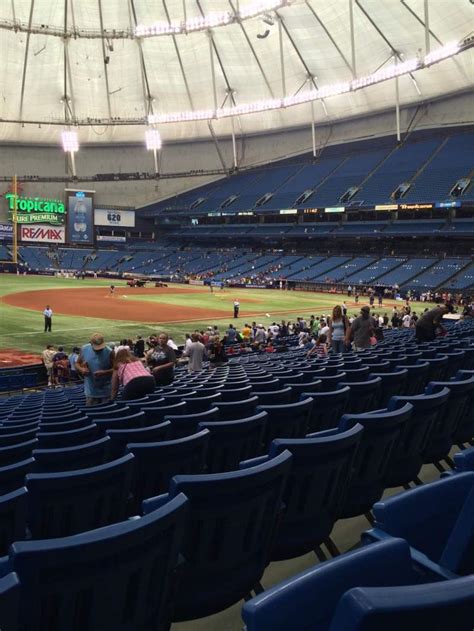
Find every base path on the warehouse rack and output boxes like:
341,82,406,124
2,287,234,323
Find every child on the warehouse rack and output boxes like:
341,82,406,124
307,334,328,358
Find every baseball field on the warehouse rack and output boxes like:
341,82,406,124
0,274,429,363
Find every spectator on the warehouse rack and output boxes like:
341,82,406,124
207,335,228,367
111,348,155,400
415,303,453,343
346,306,375,351
133,335,145,358
76,333,114,406
307,334,328,358
328,305,348,354
69,346,80,381
52,346,69,385
184,333,206,373
42,344,56,387
146,333,176,386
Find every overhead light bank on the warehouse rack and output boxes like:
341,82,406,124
149,41,463,125
135,1,290,38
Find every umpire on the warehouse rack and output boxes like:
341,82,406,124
43,305,53,332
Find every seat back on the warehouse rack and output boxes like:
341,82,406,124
0,440,38,467
32,436,111,473
10,494,188,631
215,396,259,420
339,378,382,414
254,387,293,406
330,577,474,631
127,430,209,511
0,572,20,631
369,370,408,408
0,429,38,448
0,458,35,497
106,421,171,458
338,402,413,518
26,454,134,539
217,385,253,402
166,407,220,439
395,362,429,395
181,393,222,413
94,411,145,433
36,424,98,450
386,387,450,487
142,401,187,425
258,398,313,449
0,488,28,555
199,412,267,473
268,424,363,561
143,450,292,621
424,377,474,462
303,387,350,433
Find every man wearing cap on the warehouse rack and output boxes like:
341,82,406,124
76,333,115,406
415,303,454,342
345,306,375,351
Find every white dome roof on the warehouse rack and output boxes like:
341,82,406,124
0,0,472,145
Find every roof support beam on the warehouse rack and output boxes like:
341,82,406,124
305,0,354,78
163,0,195,110
97,0,113,119
355,0,421,96
18,0,35,122
128,0,154,118
275,9,329,116
228,0,275,98
349,0,356,77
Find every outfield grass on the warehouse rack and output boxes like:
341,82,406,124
0,274,431,355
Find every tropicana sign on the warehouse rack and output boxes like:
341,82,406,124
5,193,66,225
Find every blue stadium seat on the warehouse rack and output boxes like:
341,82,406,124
142,401,187,425
424,376,474,468
166,407,220,439
365,472,474,578
94,411,146,433
369,369,408,408
253,387,293,405
38,417,90,432
0,440,38,468
302,386,350,432
453,370,474,447
247,378,280,391
217,385,253,402
0,459,35,497
36,424,98,449
395,361,430,395
453,446,474,472
127,430,209,512
1,493,188,631
257,398,313,449
199,412,267,473
0,572,20,631
32,436,110,473
317,373,347,391
241,539,420,631
338,402,413,519
26,454,134,539
0,429,38,448
106,421,171,458
0,488,28,555
338,377,382,414
329,577,474,631
215,396,259,421
288,379,322,402
181,392,222,413
385,387,450,487
142,450,292,622
242,424,363,561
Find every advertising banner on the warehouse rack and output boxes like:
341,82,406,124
0,223,13,240
96,235,127,243
67,193,94,244
5,193,66,225
94,209,135,228
20,225,66,243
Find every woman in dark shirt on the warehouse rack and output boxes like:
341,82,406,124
146,333,176,385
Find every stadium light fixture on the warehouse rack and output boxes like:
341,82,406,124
61,130,79,178
134,1,290,38
148,41,464,126
61,130,79,152
145,128,162,151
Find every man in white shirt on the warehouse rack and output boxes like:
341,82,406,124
402,312,412,328
43,305,53,332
